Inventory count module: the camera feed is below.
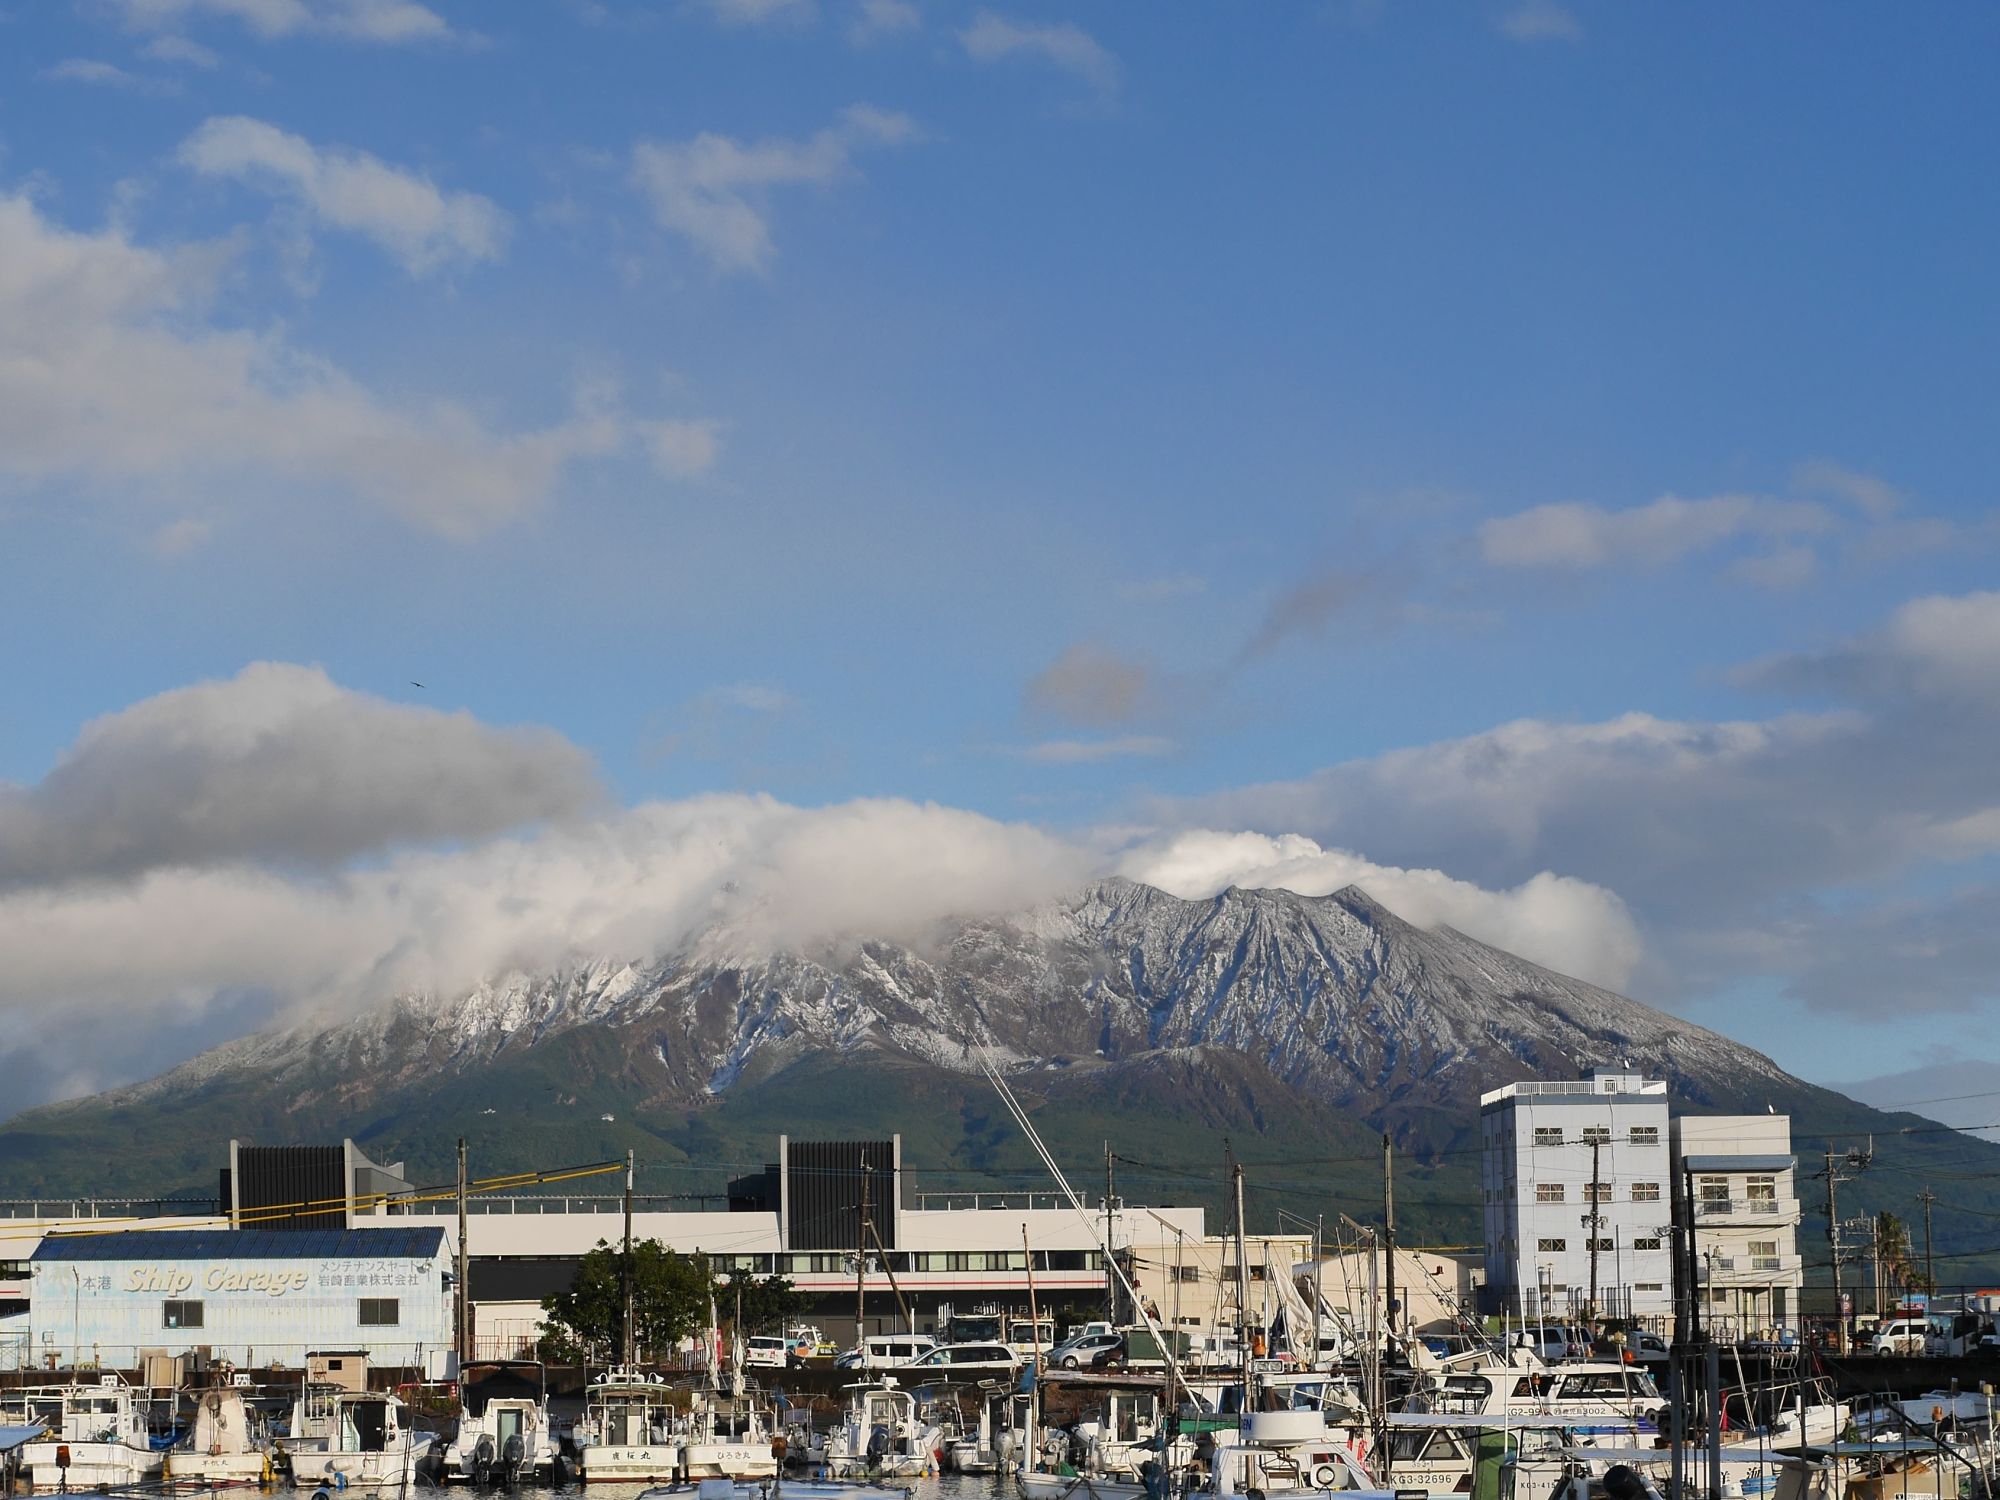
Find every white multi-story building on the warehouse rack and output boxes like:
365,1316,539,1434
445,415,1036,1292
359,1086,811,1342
1482,1067,1674,1321
1672,1114,1802,1337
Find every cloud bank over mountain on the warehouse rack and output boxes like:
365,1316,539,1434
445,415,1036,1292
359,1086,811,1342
0,662,1638,1110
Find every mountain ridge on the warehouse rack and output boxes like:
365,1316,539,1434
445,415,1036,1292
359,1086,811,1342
4,876,1991,1281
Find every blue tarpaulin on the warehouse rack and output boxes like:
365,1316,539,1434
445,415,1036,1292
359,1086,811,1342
0,1423,46,1453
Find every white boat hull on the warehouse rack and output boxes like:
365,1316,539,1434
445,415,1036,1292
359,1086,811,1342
578,1443,689,1483
683,1442,779,1479
164,1449,275,1486
20,1439,164,1493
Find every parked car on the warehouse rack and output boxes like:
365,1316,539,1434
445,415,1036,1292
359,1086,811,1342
745,1335,791,1368
833,1334,941,1370
1871,1318,1930,1356
901,1341,1022,1377
1049,1331,1125,1370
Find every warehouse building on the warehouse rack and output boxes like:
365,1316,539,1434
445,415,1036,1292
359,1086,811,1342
28,1227,452,1375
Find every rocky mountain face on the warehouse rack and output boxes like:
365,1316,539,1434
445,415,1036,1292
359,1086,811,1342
90,878,1788,1143
10,876,1992,1263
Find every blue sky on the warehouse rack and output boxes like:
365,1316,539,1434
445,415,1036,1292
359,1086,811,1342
1,0,1997,1113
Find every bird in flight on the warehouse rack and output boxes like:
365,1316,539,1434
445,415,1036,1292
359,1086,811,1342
410,681,427,689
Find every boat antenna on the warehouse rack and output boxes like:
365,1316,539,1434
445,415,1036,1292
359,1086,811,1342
973,1042,1191,1398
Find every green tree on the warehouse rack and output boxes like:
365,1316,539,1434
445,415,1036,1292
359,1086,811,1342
541,1238,713,1363
1877,1211,1921,1294
721,1267,800,1335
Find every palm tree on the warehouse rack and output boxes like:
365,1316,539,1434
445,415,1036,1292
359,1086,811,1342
1876,1211,1922,1297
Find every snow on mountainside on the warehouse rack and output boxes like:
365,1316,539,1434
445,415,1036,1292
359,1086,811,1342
102,878,1788,1127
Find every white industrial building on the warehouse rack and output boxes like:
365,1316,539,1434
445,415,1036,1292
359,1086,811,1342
1673,1114,1802,1338
1482,1067,1675,1321
27,1227,452,1374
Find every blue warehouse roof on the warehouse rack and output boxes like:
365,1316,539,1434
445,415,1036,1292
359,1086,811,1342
32,1226,446,1262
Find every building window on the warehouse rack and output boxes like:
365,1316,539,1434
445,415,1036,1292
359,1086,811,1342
1631,1182,1661,1202
1584,1183,1611,1203
1629,1126,1660,1145
1588,1238,1615,1252
359,1297,400,1327
1172,1265,1202,1284
1699,1177,1729,1203
164,1300,203,1329
1536,1183,1565,1203
1538,1238,1567,1252
1533,1127,1564,1146
1632,1238,1663,1251
1749,1240,1777,1257
1635,1282,1663,1292
1747,1176,1777,1202
1581,1126,1611,1144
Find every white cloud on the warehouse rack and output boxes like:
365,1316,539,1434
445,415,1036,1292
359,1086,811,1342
643,418,721,478
1118,829,1641,989
142,34,222,65
0,667,1671,1106
179,116,507,276
959,11,1118,94
0,662,600,889
850,0,919,41
1015,735,1174,764
1479,492,1832,569
631,105,918,273
1794,458,1904,520
1738,591,2000,709
43,58,156,89
0,194,613,537
1497,0,1580,42
149,516,214,556
697,0,816,25
104,0,452,44
1730,545,1818,591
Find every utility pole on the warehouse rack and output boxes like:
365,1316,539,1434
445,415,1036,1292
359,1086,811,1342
1586,1139,1603,1327
1232,1160,1252,1408
855,1151,871,1347
1823,1151,1843,1353
1871,1217,1884,1320
1919,1187,1937,1294
1104,1143,1117,1324
621,1148,635,1366
456,1138,469,1369
1382,1132,1398,1350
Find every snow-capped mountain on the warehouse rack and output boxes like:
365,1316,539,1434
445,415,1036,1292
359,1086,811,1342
96,877,1788,1131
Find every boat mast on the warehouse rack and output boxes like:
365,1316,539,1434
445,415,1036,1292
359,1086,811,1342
855,1150,870,1349
622,1148,636,1367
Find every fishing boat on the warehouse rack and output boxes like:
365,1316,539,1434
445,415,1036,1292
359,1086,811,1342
1200,1410,1395,1498
9,1376,165,1492
290,1389,432,1495
681,1388,780,1481
164,1385,276,1487
272,1381,347,1469
440,1360,562,1486
818,1381,941,1479
573,1367,687,1483
637,1479,915,1500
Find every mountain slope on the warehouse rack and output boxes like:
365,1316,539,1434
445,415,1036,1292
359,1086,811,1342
1,879,1989,1275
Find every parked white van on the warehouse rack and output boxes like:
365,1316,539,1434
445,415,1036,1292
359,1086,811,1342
834,1334,941,1370
745,1336,791,1369
902,1342,1022,1378
1871,1318,1930,1356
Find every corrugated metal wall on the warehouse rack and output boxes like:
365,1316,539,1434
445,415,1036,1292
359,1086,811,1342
237,1146,346,1230
29,1246,451,1370
783,1139,897,1251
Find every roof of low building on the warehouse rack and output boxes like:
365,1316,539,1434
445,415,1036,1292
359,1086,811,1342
31,1226,445,1262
